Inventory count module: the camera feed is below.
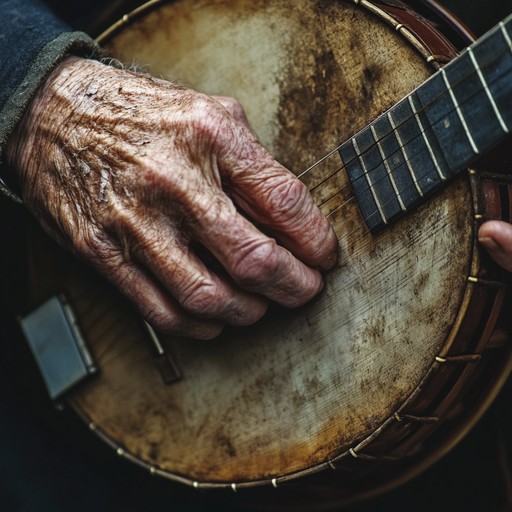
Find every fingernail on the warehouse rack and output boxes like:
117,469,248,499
478,236,501,253
319,252,338,271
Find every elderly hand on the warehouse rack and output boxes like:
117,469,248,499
7,57,338,339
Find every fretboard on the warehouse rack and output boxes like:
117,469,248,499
340,14,512,231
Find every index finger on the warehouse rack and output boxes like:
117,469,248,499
218,128,338,270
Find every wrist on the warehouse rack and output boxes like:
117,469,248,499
6,56,101,196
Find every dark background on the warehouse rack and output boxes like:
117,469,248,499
1,1,511,511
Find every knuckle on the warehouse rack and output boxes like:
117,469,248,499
232,240,280,289
266,177,309,223
144,306,177,333
187,97,239,149
106,201,137,231
180,278,224,317
190,97,224,130
191,193,234,229
72,228,108,259
230,102,246,121
215,96,245,118
145,305,225,340
214,95,237,109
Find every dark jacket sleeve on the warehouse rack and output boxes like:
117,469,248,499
0,0,101,191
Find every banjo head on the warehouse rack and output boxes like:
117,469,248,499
26,0,512,504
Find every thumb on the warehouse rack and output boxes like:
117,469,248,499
478,220,512,272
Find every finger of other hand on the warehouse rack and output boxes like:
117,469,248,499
478,220,512,272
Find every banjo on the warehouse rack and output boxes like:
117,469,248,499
21,0,512,509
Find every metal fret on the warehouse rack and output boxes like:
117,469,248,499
471,20,512,135
372,115,421,210
352,138,388,225
468,47,509,134
339,138,382,231
500,21,512,51
353,127,403,222
370,124,407,212
387,111,423,197
407,95,447,180
440,68,479,155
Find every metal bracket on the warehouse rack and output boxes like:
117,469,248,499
19,295,97,400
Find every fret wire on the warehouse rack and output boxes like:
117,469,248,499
330,126,482,226
331,60,512,227
386,111,424,196
330,149,481,246
342,154,455,230
315,57,507,211
324,114,505,231
310,49,512,237
500,21,512,51
319,144,444,214
351,138,388,224
334,18,512,238
324,139,435,213
382,43,508,174
468,47,509,134
370,124,407,212
321,91,509,221
407,95,447,180
316,132,440,211
440,68,480,155
372,48,510,186
329,113,485,220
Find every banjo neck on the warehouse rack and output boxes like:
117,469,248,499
310,14,512,232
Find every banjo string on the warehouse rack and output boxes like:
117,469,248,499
297,44,510,220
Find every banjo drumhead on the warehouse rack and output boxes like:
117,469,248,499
56,0,478,485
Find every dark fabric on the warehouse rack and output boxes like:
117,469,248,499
0,0,99,170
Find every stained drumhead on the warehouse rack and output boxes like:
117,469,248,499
63,0,475,484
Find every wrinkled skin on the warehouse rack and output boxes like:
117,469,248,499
7,57,338,339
